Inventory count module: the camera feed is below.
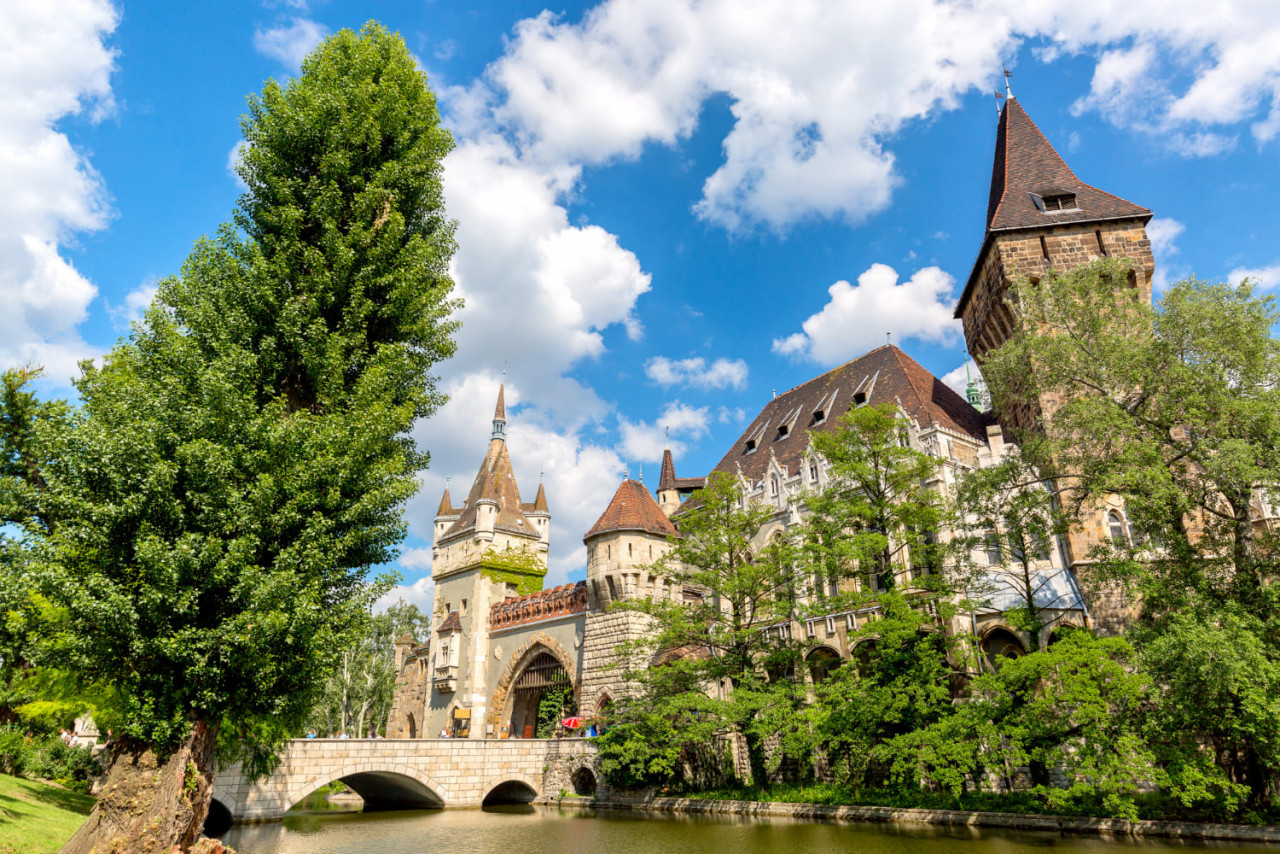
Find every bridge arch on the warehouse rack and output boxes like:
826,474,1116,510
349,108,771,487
286,762,447,812
488,633,578,738
481,772,540,805
202,797,234,838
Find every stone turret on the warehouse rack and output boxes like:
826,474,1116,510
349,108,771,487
580,477,679,718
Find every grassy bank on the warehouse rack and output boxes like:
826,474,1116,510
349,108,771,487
0,774,93,854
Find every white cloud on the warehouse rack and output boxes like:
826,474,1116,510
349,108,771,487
1229,263,1280,291
106,279,157,332
226,140,249,190
253,17,328,68
619,401,710,465
468,0,1280,232
0,0,117,380
375,575,434,616
772,263,959,365
1146,217,1185,292
645,355,748,390
940,361,985,402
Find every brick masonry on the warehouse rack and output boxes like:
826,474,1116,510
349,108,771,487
212,737,597,821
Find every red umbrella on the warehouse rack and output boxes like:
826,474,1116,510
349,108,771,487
561,716,585,729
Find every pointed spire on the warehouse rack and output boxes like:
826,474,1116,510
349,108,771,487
658,448,677,492
965,356,982,408
437,486,453,516
533,481,548,513
492,384,507,441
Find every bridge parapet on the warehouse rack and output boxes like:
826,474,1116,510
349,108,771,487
213,737,597,822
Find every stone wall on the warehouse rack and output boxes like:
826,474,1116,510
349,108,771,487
579,609,655,718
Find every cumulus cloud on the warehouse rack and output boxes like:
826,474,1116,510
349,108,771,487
253,16,328,68
1229,263,1280,290
772,264,959,365
619,401,710,465
106,279,158,332
1146,217,1186,292
940,361,985,402
0,0,117,380
645,355,748,390
470,0,1280,232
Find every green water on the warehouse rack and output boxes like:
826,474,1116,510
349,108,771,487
223,805,1270,854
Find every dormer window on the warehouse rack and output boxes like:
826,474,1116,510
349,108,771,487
776,424,789,440
1043,193,1076,211
853,391,867,406
745,438,757,453
810,408,825,425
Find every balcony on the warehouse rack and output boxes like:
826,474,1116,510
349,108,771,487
433,665,457,692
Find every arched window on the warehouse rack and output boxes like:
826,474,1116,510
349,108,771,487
770,476,779,496
984,532,1003,566
1107,511,1130,546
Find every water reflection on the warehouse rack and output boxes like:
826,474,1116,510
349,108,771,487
223,806,1273,854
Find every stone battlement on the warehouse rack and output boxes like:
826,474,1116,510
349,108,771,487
489,581,588,631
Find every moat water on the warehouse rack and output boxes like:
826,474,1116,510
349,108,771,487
221,804,1271,854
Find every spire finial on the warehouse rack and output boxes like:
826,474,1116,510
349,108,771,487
965,355,983,408
492,382,507,441
1003,64,1014,100
886,331,892,346
639,463,643,484
624,462,629,480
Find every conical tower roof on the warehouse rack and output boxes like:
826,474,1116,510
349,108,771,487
658,448,677,491
437,487,454,516
985,98,1149,233
440,386,537,543
585,479,680,541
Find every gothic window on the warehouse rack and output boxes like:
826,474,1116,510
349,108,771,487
1107,511,1131,546
809,461,819,482
770,476,779,496
984,532,1003,566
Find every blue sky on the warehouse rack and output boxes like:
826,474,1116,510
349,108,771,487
6,0,1280,609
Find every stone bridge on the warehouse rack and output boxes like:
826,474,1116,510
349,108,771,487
212,737,598,823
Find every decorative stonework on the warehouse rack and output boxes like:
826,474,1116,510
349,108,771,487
490,582,588,631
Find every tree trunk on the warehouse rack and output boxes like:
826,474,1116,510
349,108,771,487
59,720,225,854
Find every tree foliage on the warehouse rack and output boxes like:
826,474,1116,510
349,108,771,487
0,22,457,852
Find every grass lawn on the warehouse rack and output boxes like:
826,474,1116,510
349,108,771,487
0,774,93,854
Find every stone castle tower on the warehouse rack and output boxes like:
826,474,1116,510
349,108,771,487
422,386,552,736
578,471,680,719
954,95,1155,632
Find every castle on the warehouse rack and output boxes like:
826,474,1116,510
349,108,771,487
385,94,1156,741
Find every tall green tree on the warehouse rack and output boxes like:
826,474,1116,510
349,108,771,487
954,452,1074,651
609,472,808,786
982,258,1280,810
1,23,458,853
306,600,430,737
803,402,953,595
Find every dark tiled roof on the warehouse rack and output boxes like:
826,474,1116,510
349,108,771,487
650,643,712,668
437,610,461,633
658,449,677,491
584,479,680,540
986,99,1149,232
707,345,988,487
441,436,538,543
958,98,1151,319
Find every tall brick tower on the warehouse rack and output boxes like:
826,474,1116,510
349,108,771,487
955,96,1155,632
955,96,1155,436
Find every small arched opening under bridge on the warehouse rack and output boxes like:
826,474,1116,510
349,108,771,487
482,778,539,806
288,768,444,814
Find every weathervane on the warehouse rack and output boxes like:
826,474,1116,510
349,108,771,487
1003,64,1014,99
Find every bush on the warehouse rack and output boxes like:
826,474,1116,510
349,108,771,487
0,727,100,792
